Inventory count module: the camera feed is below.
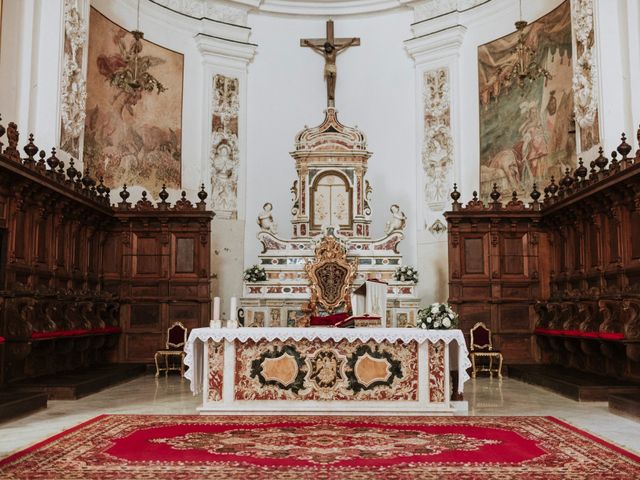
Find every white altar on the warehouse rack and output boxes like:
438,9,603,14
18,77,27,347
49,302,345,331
185,327,470,415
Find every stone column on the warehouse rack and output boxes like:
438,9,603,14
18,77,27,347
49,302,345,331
405,12,466,304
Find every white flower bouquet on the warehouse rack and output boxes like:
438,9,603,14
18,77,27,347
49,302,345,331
394,265,418,283
417,302,459,330
243,264,267,282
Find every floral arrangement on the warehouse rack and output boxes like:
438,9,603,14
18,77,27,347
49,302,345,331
417,302,459,330
243,265,267,282
394,266,418,283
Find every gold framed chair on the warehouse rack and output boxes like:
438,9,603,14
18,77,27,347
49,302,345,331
302,234,357,327
155,322,187,377
469,322,503,378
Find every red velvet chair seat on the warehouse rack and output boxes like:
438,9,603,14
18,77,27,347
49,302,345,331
0,336,5,343
31,326,122,340
533,327,624,340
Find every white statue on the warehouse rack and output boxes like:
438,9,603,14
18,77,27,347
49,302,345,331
257,202,278,234
384,204,406,234
211,142,237,213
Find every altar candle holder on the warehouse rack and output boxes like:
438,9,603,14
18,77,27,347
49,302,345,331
210,297,221,328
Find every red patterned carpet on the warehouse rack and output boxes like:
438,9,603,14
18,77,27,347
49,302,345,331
1,415,638,479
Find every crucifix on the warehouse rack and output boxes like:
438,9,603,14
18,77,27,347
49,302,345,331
300,20,360,108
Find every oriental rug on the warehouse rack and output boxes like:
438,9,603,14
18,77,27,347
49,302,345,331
1,415,638,479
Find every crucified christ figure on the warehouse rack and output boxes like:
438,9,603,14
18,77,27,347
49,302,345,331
301,20,360,107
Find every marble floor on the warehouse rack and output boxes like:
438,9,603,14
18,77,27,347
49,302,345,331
0,374,638,458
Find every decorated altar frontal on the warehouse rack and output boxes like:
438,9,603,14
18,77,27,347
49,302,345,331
185,327,470,415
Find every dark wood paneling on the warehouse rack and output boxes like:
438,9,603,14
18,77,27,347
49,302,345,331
463,237,484,274
175,237,195,273
0,125,214,382
447,136,640,379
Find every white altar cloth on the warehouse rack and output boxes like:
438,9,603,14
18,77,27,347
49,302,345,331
185,327,471,398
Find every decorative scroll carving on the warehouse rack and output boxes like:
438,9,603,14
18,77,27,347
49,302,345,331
428,218,447,237
210,74,240,219
422,68,453,212
60,0,88,158
571,0,600,151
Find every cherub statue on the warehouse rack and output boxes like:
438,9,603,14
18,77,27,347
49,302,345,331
257,202,278,234
384,204,406,234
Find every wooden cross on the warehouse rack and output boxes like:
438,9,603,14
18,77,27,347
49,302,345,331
300,20,360,107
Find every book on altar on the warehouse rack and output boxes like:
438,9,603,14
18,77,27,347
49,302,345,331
350,279,388,326
344,314,383,328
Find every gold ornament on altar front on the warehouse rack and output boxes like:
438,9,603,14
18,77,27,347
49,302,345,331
304,234,357,314
502,1,552,90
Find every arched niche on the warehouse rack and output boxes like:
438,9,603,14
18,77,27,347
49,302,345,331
310,170,353,232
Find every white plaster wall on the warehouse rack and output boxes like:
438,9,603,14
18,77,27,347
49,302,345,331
0,0,63,150
594,0,637,154
244,10,417,268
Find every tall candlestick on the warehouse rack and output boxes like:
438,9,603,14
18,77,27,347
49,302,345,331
213,297,221,321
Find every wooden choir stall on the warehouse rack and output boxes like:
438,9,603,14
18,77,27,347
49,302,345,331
0,119,213,415
445,132,640,405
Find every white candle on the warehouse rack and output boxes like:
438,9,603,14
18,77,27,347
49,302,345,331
230,297,238,321
228,297,238,328
209,319,221,328
213,297,221,321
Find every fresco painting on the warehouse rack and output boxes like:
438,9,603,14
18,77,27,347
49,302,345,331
83,8,183,193
478,1,574,200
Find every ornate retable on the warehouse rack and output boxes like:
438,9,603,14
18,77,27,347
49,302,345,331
185,328,470,414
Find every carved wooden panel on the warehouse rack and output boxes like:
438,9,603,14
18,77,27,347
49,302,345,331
447,137,640,378
175,237,195,274
130,304,161,329
502,236,524,275
0,124,214,382
134,236,161,276
169,303,201,330
631,211,640,260
462,237,485,275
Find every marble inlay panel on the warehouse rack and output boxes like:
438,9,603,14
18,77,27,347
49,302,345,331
234,339,418,401
428,340,446,403
207,339,224,402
